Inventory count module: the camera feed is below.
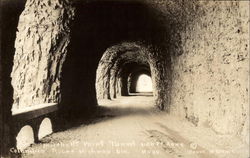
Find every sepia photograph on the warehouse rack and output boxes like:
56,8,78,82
0,0,249,157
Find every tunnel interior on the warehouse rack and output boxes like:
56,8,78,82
1,0,249,155
60,0,171,115
95,42,155,103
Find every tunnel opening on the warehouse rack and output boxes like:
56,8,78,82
127,67,152,96
95,42,159,106
135,74,153,94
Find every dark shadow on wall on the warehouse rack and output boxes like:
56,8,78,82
0,0,26,156
59,0,168,118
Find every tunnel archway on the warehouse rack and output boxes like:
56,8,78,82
95,42,165,107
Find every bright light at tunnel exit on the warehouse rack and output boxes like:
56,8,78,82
136,74,153,92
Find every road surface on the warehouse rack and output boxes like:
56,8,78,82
19,95,248,158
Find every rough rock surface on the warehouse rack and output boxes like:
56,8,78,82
170,1,249,143
11,0,74,110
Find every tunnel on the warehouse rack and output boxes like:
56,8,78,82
95,42,157,102
0,0,249,157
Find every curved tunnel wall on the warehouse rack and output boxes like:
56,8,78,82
95,42,159,103
8,0,249,148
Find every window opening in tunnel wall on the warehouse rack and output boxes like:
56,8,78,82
38,118,53,140
135,74,153,93
16,125,34,152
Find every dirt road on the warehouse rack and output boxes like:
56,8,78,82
20,95,248,158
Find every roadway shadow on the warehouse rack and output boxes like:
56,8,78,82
50,96,156,136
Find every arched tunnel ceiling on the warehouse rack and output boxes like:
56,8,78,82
116,51,148,66
95,42,153,100
69,0,202,58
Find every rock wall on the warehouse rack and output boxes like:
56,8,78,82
11,0,74,110
170,1,249,143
